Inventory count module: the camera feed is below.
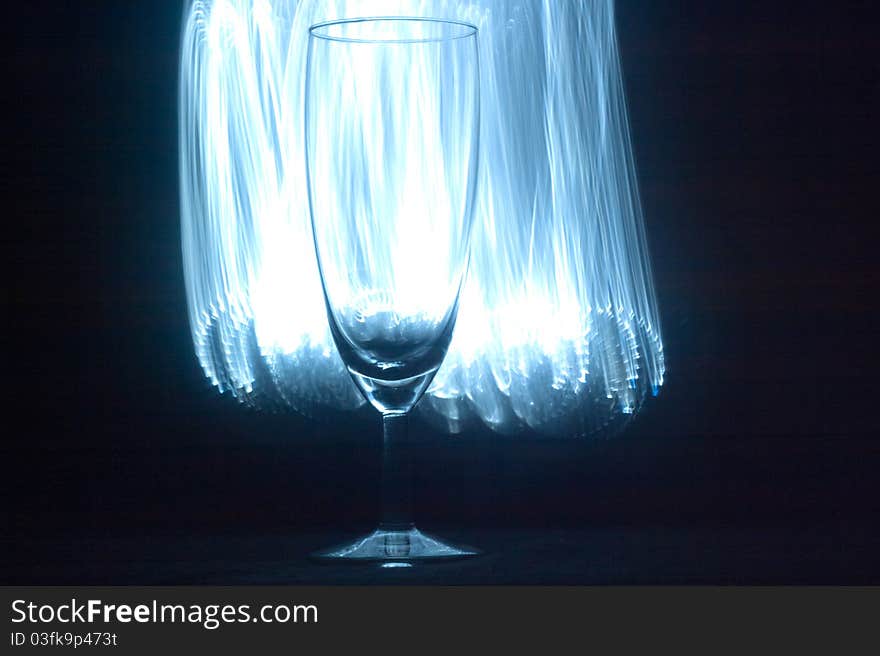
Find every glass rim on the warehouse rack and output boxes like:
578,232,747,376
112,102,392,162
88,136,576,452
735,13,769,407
308,17,478,44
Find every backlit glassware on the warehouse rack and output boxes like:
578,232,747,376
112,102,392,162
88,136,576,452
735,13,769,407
305,17,480,560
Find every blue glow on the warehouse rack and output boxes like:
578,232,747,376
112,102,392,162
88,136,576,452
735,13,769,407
179,0,665,436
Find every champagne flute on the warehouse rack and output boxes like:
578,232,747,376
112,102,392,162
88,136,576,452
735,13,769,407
305,17,480,561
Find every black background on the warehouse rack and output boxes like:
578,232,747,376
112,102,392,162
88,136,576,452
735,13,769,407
3,1,879,583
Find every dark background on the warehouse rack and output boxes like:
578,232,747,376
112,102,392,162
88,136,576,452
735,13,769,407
3,1,879,583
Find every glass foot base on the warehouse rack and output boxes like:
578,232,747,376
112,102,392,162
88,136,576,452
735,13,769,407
312,526,479,563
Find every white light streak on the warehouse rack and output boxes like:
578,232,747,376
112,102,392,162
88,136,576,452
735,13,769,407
179,0,665,436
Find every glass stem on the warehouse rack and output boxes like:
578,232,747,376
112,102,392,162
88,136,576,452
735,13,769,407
380,412,414,531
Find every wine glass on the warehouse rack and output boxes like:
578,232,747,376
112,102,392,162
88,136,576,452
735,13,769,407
304,17,480,561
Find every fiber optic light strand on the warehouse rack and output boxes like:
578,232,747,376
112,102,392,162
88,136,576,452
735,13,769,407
180,0,664,436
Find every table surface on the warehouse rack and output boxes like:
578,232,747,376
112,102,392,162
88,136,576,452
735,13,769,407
5,521,879,585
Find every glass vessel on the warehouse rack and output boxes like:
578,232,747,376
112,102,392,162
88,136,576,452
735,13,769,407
304,17,480,561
